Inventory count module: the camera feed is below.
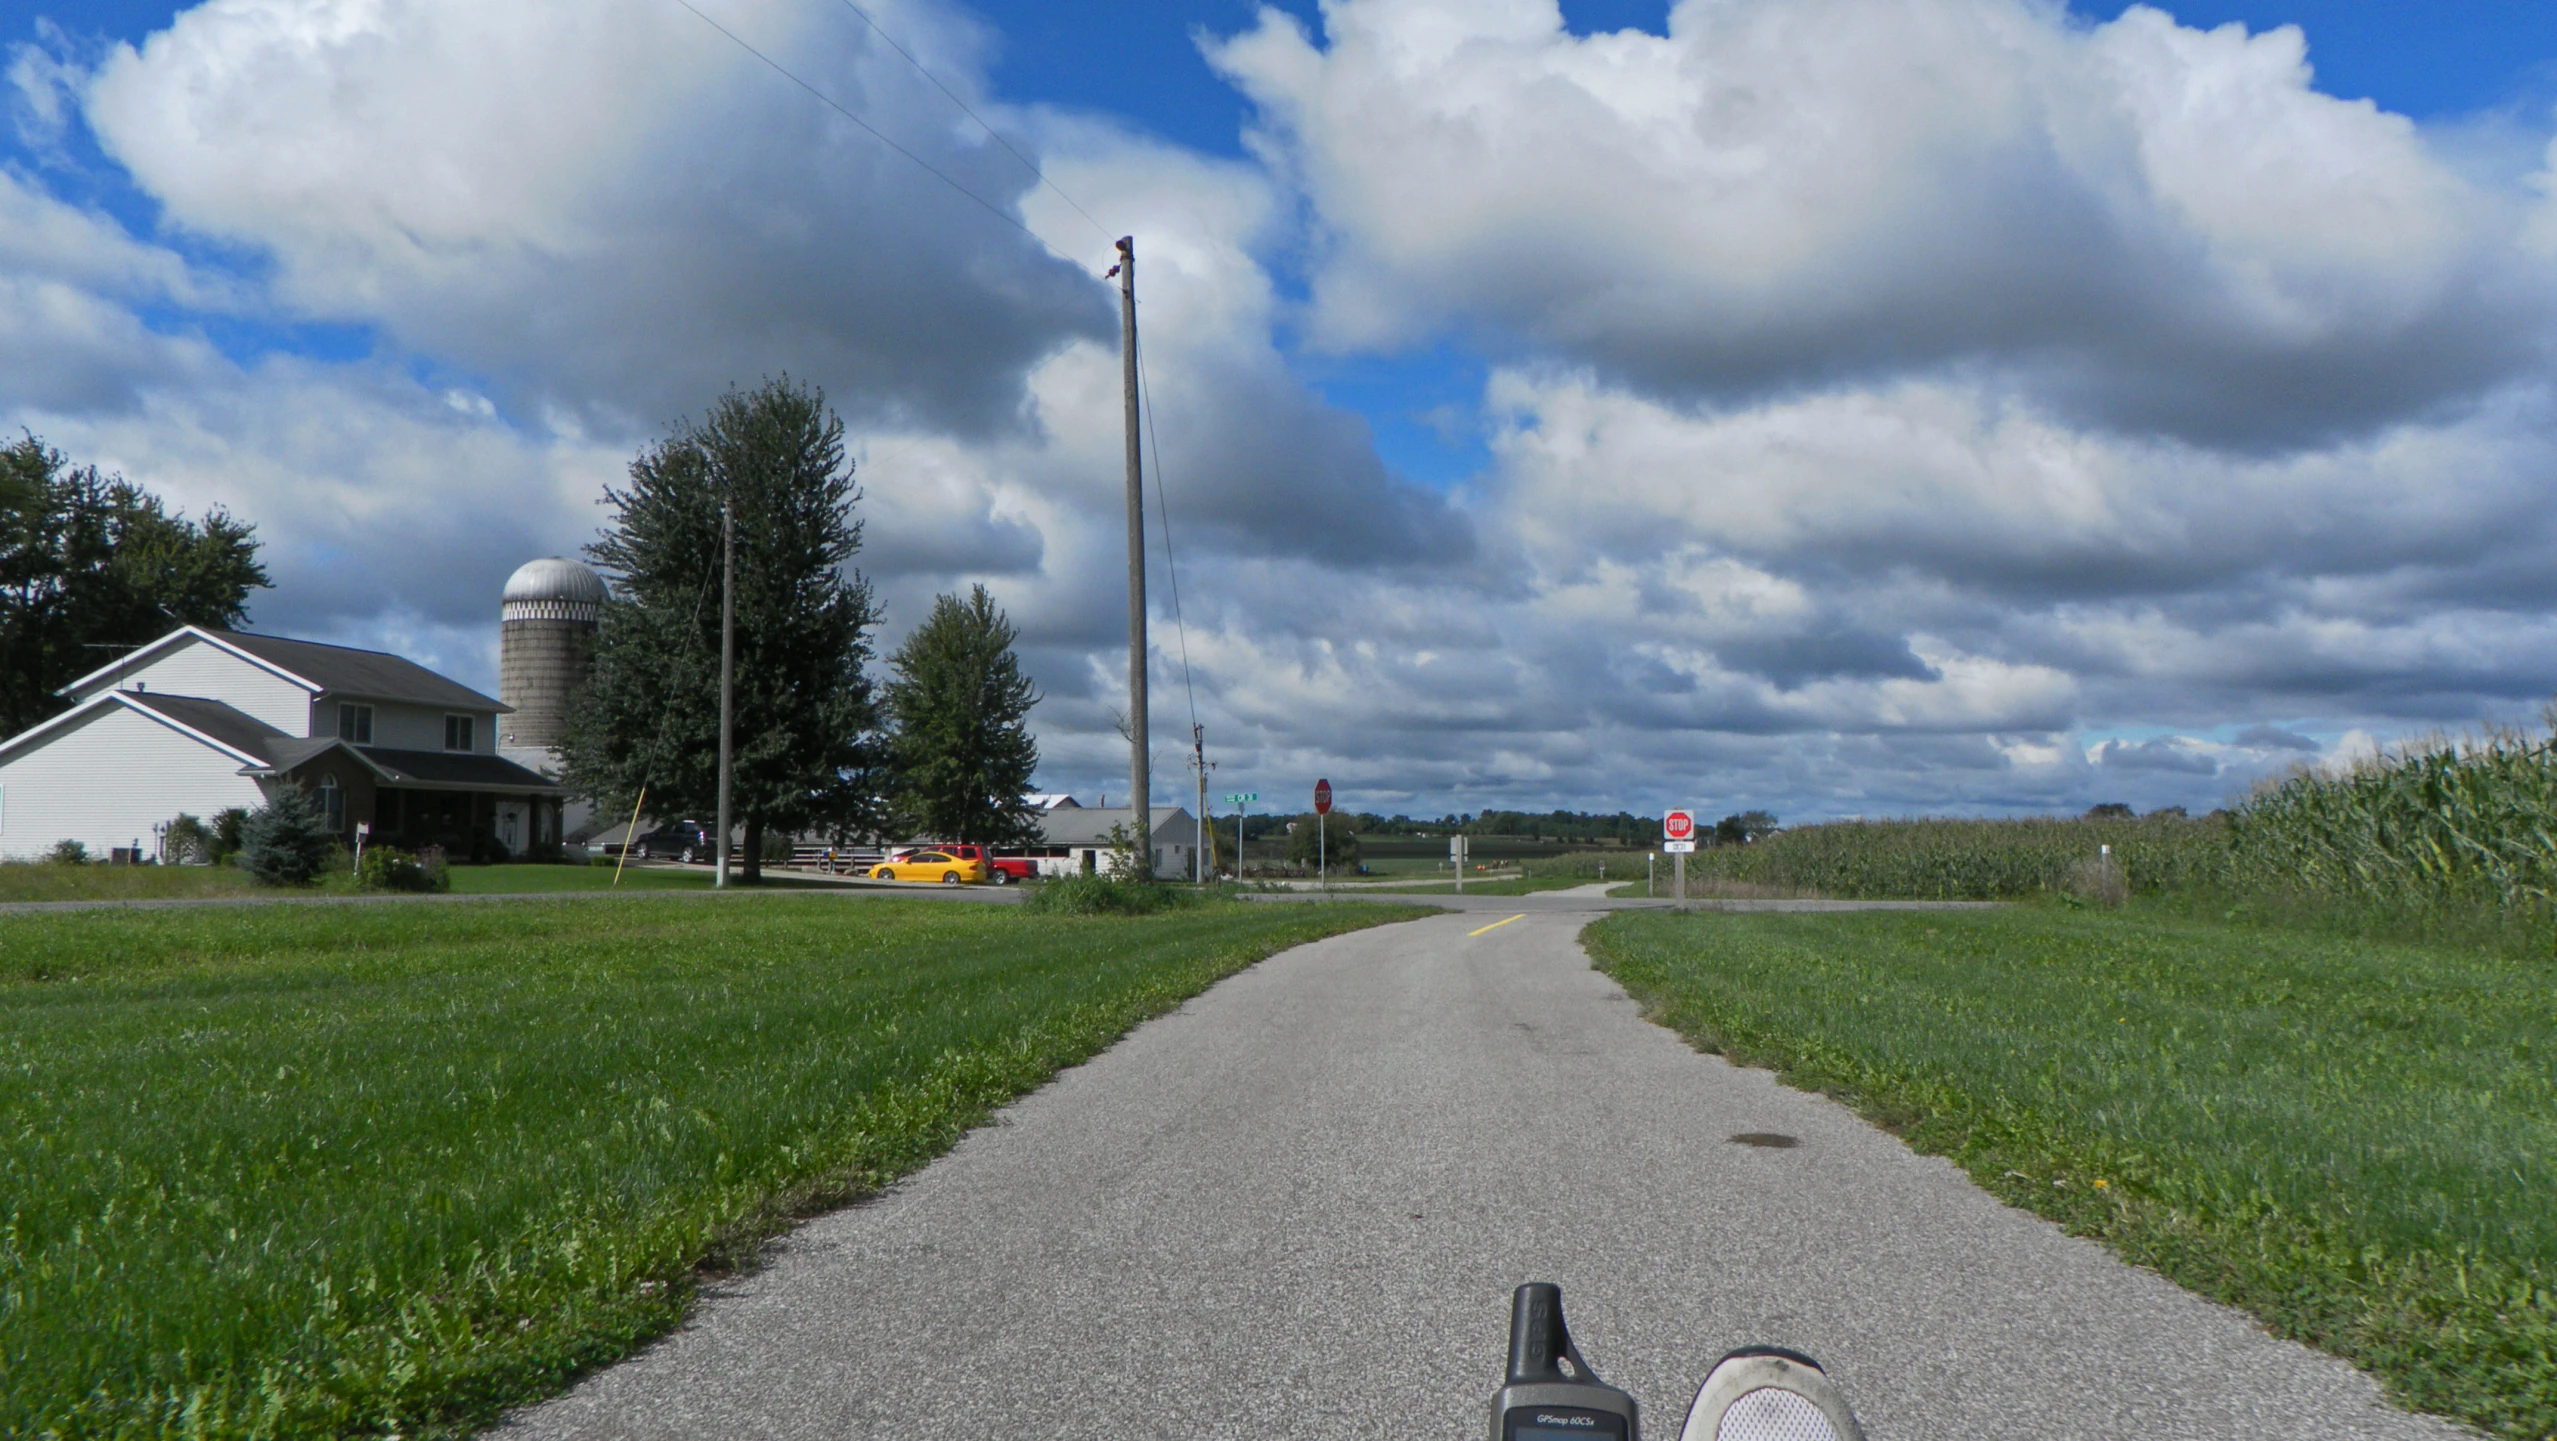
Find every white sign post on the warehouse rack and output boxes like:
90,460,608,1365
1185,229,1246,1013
1451,833,1468,894
1663,809,1697,905
1225,791,1256,880
1313,779,1333,895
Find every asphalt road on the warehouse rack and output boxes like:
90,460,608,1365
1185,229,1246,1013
500,903,2463,1440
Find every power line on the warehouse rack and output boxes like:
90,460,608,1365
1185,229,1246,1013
825,0,1116,245
669,0,1053,247
1138,346,1200,737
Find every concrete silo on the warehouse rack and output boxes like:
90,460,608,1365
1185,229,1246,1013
498,556,606,752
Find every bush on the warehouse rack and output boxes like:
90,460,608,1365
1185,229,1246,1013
1284,812,1360,872
163,813,216,866
1018,874,1200,916
44,839,87,866
236,787,340,887
211,807,248,865
354,845,450,893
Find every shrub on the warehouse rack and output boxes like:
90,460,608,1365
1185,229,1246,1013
1284,812,1360,872
163,813,217,866
44,839,87,866
236,788,340,887
1018,874,1199,916
211,807,248,865
354,845,450,893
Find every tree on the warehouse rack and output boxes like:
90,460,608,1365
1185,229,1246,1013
0,433,269,735
560,378,881,883
883,584,1042,845
1287,811,1360,872
236,787,338,886
1713,810,1779,846
2083,802,2136,820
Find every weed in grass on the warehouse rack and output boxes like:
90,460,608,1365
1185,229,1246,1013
1588,905,2557,1440
0,895,1413,1439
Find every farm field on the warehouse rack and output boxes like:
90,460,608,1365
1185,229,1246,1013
0,894,1417,1439
1587,904,2557,1440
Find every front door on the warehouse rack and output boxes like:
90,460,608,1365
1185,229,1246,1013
497,802,526,856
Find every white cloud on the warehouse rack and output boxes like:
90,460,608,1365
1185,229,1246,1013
1209,0,2545,445
3,0,2555,824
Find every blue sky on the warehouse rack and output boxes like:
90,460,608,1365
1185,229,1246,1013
9,0,2557,819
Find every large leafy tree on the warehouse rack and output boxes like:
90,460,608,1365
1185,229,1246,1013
883,584,1042,845
560,378,881,882
0,433,269,736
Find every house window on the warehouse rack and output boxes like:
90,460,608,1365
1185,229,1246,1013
338,703,373,743
318,775,344,832
444,714,474,752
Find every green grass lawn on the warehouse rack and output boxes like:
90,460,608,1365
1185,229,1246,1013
0,861,261,903
0,895,1415,1439
1586,905,2557,1440
443,863,849,893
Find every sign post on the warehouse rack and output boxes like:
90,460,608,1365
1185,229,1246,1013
1225,791,1257,879
1451,832,1468,894
1313,779,1333,894
1663,809,1697,905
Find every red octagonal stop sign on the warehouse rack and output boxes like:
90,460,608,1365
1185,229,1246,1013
1314,779,1333,815
1664,809,1696,841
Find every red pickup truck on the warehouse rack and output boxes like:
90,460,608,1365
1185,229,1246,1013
890,843,1036,884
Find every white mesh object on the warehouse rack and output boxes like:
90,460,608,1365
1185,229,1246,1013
1716,1386,1840,1441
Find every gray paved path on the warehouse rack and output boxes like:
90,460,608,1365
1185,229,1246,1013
500,906,2464,1440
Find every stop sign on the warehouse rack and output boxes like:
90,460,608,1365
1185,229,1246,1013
1664,809,1695,841
1314,779,1333,815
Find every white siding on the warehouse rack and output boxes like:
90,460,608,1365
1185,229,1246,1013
312,697,487,751
84,637,311,732
0,702,269,861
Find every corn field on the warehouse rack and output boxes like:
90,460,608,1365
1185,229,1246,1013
1677,814,2230,901
1640,723,2557,917
2228,728,2557,914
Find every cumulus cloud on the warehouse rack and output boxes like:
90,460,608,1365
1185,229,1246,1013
3,0,2555,823
81,0,1109,434
1209,0,2547,446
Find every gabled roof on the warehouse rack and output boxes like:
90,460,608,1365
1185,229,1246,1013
0,689,280,770
121,692,293,764
57,625,508,713
1035,806,1196,847
214,632,508,712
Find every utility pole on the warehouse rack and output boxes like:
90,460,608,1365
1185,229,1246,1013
1190,724,1214,883
715,493,735,890
1118,235,1150,879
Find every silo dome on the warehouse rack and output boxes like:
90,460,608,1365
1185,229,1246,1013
501,557,607,622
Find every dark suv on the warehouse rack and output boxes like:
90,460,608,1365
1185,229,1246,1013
629,822,717,863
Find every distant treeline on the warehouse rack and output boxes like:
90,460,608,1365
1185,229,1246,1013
1231,809,1719,845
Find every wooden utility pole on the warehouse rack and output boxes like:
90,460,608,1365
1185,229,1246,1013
1118,236,1150,878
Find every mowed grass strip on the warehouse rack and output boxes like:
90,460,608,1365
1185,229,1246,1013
0,895,1415,1439
1587,906,2557,1440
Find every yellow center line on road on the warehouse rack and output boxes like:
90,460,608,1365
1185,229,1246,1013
1468,913,1528,937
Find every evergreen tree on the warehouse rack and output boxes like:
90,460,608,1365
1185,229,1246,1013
236,787,338,886
560,378,881,882
883,585,1042,845
0,433,269,735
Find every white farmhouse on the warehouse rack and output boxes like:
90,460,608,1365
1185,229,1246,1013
0,626,562,862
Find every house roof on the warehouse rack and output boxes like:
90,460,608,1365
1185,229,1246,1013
215,632,508,712
1035,806,1196,847
55,625,507,712
342,747,559,792
120,691,291,763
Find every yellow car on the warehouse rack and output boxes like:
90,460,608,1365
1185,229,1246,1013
869,850,988,885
